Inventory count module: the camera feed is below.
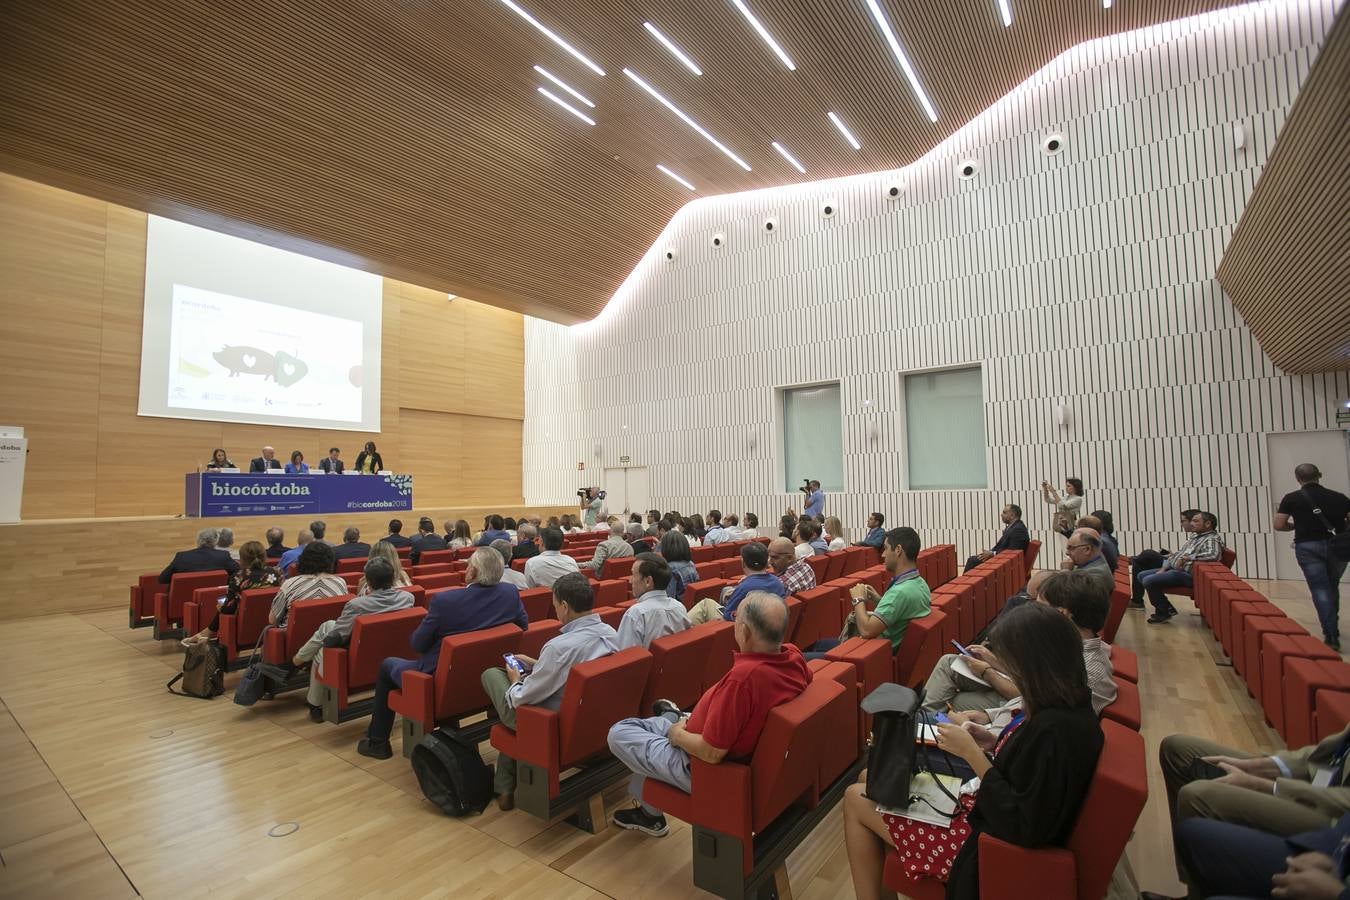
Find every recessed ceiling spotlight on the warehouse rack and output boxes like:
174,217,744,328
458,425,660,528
643,22,703,76
623,68,751,171
827,111,862,150
728,0,795,70
861,0,938,122
995,0,1012,27
533,65,594,107
497,0,605,76
1102,0,1113,7
771,141,806,174
537,87,596,125
958,159,980,179
656,164,696,191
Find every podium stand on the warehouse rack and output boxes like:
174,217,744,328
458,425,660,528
0,426,27,523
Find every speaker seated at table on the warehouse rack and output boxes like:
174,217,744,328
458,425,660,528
249,446,283,472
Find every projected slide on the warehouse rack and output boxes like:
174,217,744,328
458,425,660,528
167,285,364,423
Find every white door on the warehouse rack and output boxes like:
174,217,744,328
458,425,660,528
625,467,650,519
1267,431,1350,581
601,467,627,517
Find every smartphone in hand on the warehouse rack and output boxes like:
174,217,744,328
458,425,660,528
504,653,530,674
951,640,973,657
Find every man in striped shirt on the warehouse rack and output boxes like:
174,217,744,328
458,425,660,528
1142,511,1226,624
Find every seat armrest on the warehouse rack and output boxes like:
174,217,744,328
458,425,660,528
262,627,286,663
977,835,1076,900
512,705,561,770
390,670,435,725
183,599,203,635
686,758,753,837
218,613,238,659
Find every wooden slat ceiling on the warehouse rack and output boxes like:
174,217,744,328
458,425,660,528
0,0,1237,323
1217,3,1349,374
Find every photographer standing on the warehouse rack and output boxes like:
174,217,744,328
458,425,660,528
580,486,604,528
802,479,824,519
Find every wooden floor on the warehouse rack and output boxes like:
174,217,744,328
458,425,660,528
0,578,1341,899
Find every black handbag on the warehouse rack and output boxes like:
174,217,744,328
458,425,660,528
233,627,273,707
860,683,923,808
1303,488,1350,562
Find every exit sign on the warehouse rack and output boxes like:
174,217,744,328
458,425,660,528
619,455,631,464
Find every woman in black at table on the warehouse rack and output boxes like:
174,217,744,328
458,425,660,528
355,441,383,474
206,448,235,469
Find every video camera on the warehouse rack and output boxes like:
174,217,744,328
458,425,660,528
799,478,813,495
577,487,607,500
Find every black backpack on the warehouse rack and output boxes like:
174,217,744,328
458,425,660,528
411,729,494,816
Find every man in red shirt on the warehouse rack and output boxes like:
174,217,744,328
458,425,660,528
606,590,812,835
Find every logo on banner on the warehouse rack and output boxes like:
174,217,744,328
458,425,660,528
210,482,312,498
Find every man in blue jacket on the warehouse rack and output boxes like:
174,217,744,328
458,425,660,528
357,547,526,760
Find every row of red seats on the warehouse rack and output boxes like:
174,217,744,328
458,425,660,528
1192,561,1348,748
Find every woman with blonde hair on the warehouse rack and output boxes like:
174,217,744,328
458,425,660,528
357,539,411,595
824,516,847,551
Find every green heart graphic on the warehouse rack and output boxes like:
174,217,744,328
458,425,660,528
273,351,308,387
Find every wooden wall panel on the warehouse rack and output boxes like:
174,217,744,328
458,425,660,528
0,173,525,519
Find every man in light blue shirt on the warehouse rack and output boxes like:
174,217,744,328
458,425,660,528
481,573,619,809
617,555,689,649
704,509,733,545
804,481,824,518
277,529,312,573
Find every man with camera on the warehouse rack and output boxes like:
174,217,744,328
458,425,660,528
801,479,824,519
579,486,604,528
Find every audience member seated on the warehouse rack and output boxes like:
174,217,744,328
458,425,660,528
607,591,812,836
446,519,472,549
588,521,635,573
824,516,847,551
617,554,690,649
409,517,448,566
264,526,291,560
964,503,1029,571
688,542,786,626
504,516,519,540
844,602,1103,900
356,540,412,594
1160,722,1350,842
1130,508,1198,609
1061,527,1114,594
853,512,887,550
476,514,510,547
1141,511,1226,624
660,530,698,604
559,513,581,534
159,527,240,584
285,450,309,474
704,510,732,546
382,519,412,548
778,513,797,540
332,527,371,561
512,523,540,560
184,540,282,644
794,519,828,559
927,570,1116,724
1165,812,1350,900
206,447,235,470
996,568,1051,616
318,446,344,474
643,509,662,537
1072,516,1115,572
277,530,313,573
810,527,929,658
492,540,530,589
626,521,656,554
249,445,282,472
524,526,581,589
310,519,334,547
685,514,707,545
216,528,238,560
269,542,346,626
295,557,415,721
1090,509,1119,571
594,514,619,534
769,536,816,595
740,513,760,539
357,547,528,760
479,573,619,809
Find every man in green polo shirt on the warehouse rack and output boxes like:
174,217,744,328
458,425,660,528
846,526,931,651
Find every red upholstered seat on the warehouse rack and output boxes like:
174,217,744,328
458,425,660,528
701,621,738,692
213,587,278,664
1284,659,1350,749
339,572,363,590
128,572,163,627
823,550,849,583
595,606,624,630
519,586,554,622
641,627,716,712
1101,587,1130,645
885,721,1146,900
411,563,454,578
713,558,740,579
1109,645,1138,684
1261,634,1340,733
593,579,628,608
690,546,718,563
413,572,465,592
1217,588,1275,657
789,585,843,649
1243,617,1307,696
417,549,456,566
808,659,862,780
406,585,427,608
1101,677,1141,730
519,619,561,658
1023,540,1042,581
388,622,524,753
712,541,739,560
263,594,354,664
599,556,633,580
335,556,368,574
694,561,721,581
1226,598,1285,667
1315,689,1350,742
864,566,892,595
892,610,947,688
805,555,831,584
316,607,425,721
683,578,730,611
153,569,230,638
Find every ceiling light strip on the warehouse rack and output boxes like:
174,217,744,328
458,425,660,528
533,65,595,107
498,0,606,76
728,0,795,70
537,87,596,125
656,164,696,191
1102,0,1114,7
643,22,703,76
861,0,938,122
995,0,1013,27
622,68,752,171
827,111,862,149
771,141,806,173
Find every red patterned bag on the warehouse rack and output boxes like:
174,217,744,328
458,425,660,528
882,793,977,882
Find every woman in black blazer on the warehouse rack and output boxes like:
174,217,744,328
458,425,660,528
206,448,235,469
354,441,383,474
843,602,1104,900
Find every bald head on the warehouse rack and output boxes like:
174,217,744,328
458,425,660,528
1295,463,1322,484
767,537,796,574
737,591,788,651
1069,527,1101,548
1075,515,1103,532
1026,569,1054,600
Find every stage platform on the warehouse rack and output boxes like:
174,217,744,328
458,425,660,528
0,503,575,620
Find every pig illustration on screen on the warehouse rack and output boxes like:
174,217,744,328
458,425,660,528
213,346,276,378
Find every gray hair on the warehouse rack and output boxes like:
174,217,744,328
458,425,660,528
740,591,788,646
216,527,234,548
296,529,314,545
518,523,537,540
610,520,625,536
490,539,514,567
196,527,219,548
624,522,644,538
343,526,360,543
468,547,504,586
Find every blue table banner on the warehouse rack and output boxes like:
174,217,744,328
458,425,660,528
185,472,414,517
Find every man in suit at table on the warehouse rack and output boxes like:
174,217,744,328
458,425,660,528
158,527,239,583
318,447,344,474
249,446,282,473
332,527,372,561
964,503,1030,571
